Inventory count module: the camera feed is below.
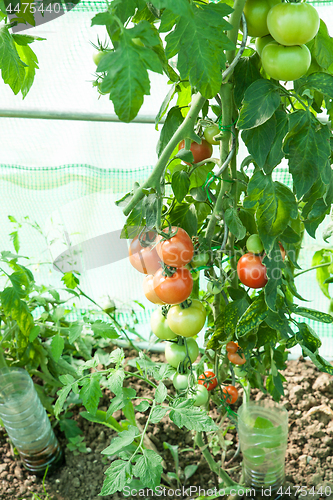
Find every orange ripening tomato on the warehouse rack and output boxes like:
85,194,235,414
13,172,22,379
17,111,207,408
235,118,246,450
178,139,213,165
227,352,246,365
198,370,218,391
129,232,161,275
222,385,238,404
237,253,268,289
153,267,193,305
226,341,239,354
156,227,194,267
143,275,165,305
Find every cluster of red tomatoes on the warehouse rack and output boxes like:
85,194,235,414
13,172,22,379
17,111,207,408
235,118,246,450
244,0,320,81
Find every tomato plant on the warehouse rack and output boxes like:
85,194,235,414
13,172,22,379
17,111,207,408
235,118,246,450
222,385,238,404
267,2,320,46
261,43,311,82
153,267,193,304
173,372,190,391
243,0,280,37
150,308,178,340
167,299,206,337
178,139,213,164
164,338,199,368
129,233,161,275
156,227,194,267
237,253,268,289
198,370,217,391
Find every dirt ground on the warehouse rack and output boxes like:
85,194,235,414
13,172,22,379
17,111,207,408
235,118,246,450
1,356,333,500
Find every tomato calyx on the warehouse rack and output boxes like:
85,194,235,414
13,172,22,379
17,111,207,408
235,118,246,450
161,263,178,278
179,298,192,309
161,304,171,317
198,370,218,391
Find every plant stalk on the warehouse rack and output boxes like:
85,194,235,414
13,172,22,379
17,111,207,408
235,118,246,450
195,431,236,487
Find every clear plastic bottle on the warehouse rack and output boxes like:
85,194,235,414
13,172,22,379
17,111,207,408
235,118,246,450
238,400,288,494
0,367,63,475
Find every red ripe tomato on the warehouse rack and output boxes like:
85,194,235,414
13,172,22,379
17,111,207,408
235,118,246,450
153,267,193,305
143,275,165,305
227,352,246,365
156,227,194,267
226,341,239,354
237,253,268,289
222,385,238,404
129,232,161,275
198,370,217,391
178,139,213,165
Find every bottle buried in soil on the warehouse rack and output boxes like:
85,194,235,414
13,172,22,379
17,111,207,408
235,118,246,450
0,367,64,476
237,400,288,493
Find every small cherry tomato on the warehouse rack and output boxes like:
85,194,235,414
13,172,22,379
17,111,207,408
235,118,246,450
207,281,223,295
178,139,213,165
222,385,238,404
198,370,217,391
93,50,105,66
246,234,264,254
150,309,177,340
191,384,209,407
226,341,239,354
173,372,190,391
228,352,246,365
143,275,165,305
203,124,220,145
153,267,193,305
167,299,206,338
156,227,194,267
191,251,210,268
237,253,268,289
129,232,161,275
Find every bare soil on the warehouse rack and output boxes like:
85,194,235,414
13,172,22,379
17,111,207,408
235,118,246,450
1,355,333,500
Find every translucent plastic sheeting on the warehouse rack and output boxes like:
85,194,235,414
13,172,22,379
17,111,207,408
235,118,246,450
0,1,332,358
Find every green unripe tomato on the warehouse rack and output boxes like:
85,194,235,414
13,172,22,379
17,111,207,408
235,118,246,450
165,338,199,368
243,0,281,38
93,50,105,66
203,125,220,145
191,252,210,268
150,309,177,341
261,43,311,81
246,234,264,254
191,385,209,407
167,299,206,338
255,35,276,57
101,296,116,314
173,372,189,391
207,281,223,295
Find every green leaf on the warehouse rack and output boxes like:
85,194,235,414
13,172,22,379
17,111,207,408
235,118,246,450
1,287,34,349
169,399,218,431
157,106,184,157
189,162,213,189
120,205,143,239
264,311,292,340
300,346,333,376
67,323,83,344
207,300,246,350
308,20,333,70
99,31,163,122
50,334,64,362
107,368,125,396
256,323,278,348
29,324,40,342
298,73,333,100
264,110,289,173
91,12,114,26
312,249,332,299
132,450,163,489
61,272,79,289
150,406,169,424
163,2,234,98
155,382,168,404
284,110,331,199
233,54,262,108
293,306,333,324
237,80,280,130
54,385,72,418
9,231,19,253
172,170,190,203
182,203,198,237
263,245,284,311
0,26,27,94
242,114,276,168
224,207,246,240
236,294,268,337
155,83,177,128
15,43,38,99
102,426,139,456
79,373,103,415
90,321,118,340
80,409,123,432
296,323,322,353
100,460,132,495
